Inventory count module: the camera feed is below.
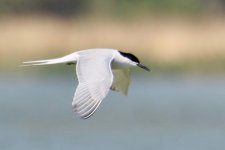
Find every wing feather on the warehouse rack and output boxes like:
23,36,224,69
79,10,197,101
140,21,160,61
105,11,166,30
72,52,114,119
110,68,130,95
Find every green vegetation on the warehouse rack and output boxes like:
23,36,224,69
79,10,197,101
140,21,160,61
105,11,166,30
147,56,225,74
0,0,220,16
114,0,202,15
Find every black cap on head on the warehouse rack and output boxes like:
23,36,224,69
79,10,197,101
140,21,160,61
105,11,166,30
119,50,150,72
119,51,140,63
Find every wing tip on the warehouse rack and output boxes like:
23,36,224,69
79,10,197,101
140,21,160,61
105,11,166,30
72,100,102,120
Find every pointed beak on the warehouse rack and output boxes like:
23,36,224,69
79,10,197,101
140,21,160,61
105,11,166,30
137,63,150,72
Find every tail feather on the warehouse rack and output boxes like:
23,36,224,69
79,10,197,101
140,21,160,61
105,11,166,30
23,58,62,66
22,52,78,66
23,59,52,64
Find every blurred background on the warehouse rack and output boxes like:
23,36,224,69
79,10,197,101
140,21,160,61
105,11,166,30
1,0,225,150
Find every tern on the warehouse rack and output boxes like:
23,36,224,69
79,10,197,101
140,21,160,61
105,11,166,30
23,48,150,119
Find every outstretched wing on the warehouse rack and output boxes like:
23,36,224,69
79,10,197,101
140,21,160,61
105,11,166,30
72,53,114,119
110,68,130,95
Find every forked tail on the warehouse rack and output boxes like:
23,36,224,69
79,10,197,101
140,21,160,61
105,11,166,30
22,52,78,66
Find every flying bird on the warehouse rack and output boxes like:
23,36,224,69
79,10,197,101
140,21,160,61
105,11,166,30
23,48,150,119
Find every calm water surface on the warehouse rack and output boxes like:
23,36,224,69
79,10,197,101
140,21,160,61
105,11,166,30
1,73,225,150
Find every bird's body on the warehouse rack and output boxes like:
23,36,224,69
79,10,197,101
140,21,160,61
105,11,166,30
23,48,150,119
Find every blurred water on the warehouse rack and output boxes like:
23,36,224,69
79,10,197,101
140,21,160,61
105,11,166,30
1,73,225,150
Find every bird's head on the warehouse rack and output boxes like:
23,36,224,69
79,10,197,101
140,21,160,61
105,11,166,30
119,51,150,71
